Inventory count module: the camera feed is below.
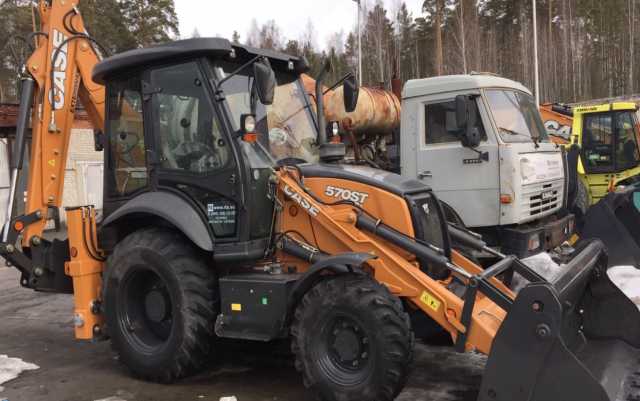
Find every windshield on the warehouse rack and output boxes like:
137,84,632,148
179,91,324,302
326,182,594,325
485,89,549,143
213,61,319,166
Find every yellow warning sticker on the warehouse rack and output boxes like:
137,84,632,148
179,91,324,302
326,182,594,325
231,303,242,312
420,291,441,312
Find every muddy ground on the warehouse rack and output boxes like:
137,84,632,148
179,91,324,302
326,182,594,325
0,266,484,401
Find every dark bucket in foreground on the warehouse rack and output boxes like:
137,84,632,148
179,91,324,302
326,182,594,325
478,240,640,401
581,184,640,268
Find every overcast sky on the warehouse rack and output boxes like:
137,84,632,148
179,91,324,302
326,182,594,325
175,0,425,50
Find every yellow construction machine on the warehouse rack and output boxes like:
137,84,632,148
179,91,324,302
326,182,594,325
541,102,640,267
2,1,640,400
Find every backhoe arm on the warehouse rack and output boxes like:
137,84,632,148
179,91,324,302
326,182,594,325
1,1,106,337
16,0,105,245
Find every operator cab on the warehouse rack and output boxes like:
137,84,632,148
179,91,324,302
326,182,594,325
575,103,640,175
93,38,321,261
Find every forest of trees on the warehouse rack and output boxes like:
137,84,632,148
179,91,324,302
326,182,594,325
2,0,640,104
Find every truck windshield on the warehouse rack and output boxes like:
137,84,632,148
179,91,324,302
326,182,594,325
213,61,319,166
485,89,549,144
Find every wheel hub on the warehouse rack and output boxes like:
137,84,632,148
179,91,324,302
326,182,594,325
329,318,369,369
144,289,168,323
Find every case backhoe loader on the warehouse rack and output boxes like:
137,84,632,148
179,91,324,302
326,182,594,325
3,2,640,400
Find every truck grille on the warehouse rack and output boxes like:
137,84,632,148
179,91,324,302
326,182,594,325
521,180,564,218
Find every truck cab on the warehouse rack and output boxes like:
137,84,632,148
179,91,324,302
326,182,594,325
400,74,573,258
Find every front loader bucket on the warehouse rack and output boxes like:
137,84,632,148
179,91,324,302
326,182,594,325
581,185,640,267
478,240,640,401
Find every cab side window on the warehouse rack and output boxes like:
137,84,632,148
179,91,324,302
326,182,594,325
152,62,230,174
107,78,147,197
582,113,613,170
425,100,486,145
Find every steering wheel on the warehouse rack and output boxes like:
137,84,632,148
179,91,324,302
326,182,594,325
173,141,221,170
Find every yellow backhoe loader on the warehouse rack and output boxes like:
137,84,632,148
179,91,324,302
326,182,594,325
2,2,640,401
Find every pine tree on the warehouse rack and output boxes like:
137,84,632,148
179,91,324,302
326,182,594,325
120,0,180,47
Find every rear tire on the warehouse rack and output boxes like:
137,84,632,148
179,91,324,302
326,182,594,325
103,228,218,382
291,274,413,401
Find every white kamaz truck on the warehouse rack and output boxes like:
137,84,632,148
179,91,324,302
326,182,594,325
398,75,573,258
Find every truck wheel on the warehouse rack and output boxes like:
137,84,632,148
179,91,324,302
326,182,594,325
573,179,590,230
103,228,218,382
291,275,413,401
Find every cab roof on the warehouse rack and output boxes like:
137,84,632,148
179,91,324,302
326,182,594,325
402,73,532,99
573,102,638,115
92,37,309,84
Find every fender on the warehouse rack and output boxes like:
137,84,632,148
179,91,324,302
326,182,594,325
286,252,376,319
101,191,213,251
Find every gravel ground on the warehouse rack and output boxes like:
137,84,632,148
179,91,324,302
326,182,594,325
0,266,483,401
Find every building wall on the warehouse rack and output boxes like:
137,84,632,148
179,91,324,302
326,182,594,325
60,128,104,222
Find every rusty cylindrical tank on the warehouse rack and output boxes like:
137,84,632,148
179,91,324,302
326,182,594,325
301,74,401,137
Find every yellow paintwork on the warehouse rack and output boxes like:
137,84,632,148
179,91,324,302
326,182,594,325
568,102,640,204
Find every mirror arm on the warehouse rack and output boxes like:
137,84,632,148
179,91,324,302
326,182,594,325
323,72,355,95
216,55,262,89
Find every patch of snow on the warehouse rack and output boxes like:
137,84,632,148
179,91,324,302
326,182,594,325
608,265,640,308
512,252,563,293
219,397,238,401
0,355,38,392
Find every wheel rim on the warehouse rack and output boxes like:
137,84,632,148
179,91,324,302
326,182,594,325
118,267,174,353
314,313,371,386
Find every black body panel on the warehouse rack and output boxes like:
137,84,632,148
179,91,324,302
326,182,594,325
101,191,214,251
215,273,300,341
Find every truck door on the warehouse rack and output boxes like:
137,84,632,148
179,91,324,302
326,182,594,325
415,97,499,227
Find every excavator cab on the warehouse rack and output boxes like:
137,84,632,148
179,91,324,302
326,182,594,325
94,39,318,261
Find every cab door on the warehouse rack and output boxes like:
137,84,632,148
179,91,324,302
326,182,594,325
148,60,243,242
414,96,499,228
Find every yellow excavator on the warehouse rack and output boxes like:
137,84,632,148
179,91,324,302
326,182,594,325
541,102,640,267
3,1,640,400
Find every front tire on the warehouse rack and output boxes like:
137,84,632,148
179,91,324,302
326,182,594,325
103,228,218,382
291,275,413,401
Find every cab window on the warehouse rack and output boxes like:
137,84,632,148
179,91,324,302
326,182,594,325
582,113,614,172
107,77,147,197
615,111,640,170
424,100,486,145
152,62,230,174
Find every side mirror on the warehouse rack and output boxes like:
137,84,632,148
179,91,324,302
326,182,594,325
253,58,276,106
455,95,481,148
343,74,359,113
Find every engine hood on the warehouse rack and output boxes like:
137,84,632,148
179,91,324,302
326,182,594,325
298,163,429,197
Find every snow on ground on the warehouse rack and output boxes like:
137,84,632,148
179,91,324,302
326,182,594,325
0,354,38,393
608,265,640,308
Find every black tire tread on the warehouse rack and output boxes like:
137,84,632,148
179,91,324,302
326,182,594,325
103,227,217,383
291,274,414,401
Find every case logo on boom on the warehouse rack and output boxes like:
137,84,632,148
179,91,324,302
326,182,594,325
284,185,320,216
50,29,68,110
324,185,369,206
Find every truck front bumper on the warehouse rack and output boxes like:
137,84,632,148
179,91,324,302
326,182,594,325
501,213,575,258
